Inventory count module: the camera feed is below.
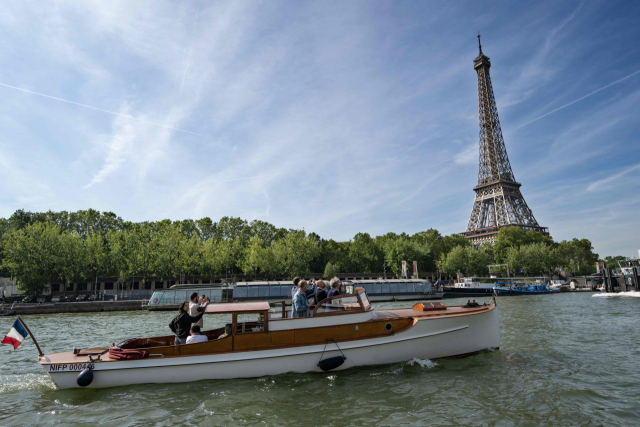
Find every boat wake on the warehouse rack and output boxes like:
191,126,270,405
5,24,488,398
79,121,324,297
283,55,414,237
405,358,438,369
593,291,640,298
0,374,55,393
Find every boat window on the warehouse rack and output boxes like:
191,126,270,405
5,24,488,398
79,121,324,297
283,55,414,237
315,296,362,314
381,283,390,294
405,283,414,293
235,313,265,334
280,286,291,297
415,283,423,293
373,283,381,294
363,284,372,294
389,283,399,294
234,287,247,298
358,291,371,311
149,292,163,305
248,286,260,298
269,286,281,297
258,286,270,297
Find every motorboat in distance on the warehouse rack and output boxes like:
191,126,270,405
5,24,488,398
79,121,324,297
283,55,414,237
39,289,500,389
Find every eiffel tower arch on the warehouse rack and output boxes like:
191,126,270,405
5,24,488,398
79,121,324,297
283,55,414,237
461,36,548,245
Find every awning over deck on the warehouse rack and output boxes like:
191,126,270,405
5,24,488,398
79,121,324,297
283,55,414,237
204,301,271,314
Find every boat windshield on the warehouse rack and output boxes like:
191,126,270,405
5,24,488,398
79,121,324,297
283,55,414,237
358,290,371,311
314,295,362,314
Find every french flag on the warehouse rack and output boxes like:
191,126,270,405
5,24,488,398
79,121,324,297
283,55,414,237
2,319,28,350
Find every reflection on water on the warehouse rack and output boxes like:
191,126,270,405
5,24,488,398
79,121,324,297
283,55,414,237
2,294,640,426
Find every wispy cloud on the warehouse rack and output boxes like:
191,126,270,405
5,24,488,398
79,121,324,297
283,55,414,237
515,69,640,130
587,163,640,192
0,82,201,136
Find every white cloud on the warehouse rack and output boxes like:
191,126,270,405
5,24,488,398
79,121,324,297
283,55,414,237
587,163,640,192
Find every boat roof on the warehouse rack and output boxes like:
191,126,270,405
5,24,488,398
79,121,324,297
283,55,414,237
204,301,271,314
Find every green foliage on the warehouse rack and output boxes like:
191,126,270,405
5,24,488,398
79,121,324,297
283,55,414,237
2,222,61,296
383,237,433,278
555,238,599,275
349,233,383,273
494,228,553,263
442,234,470,256
506,242,558,276
441,246,488,277
0,209,607,291
323,262,340,279
601,255,627,269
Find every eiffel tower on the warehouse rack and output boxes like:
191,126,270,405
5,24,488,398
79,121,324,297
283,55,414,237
462,35,548,244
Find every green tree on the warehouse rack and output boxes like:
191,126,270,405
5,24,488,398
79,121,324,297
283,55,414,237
556,238,598,275
349,232,382,273
84,232,108,292
442,234,470,257
271,230,319,278
2,223,61,296
324,261,340,279
441,246,488,277
383,237,432,278
242,236,266,279
58,232,86,294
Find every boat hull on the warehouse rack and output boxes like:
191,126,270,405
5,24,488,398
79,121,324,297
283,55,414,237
43,306,500,389
442,287,494,298
494,289,552,296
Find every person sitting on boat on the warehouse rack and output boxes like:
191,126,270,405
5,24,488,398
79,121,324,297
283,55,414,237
292,280,311,317
311,280,328,307
169,301,205,345
188,292,204,329
327,278,342,298
186,325,208,344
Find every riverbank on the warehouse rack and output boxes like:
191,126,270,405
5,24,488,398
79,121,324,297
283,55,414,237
1,300,146,316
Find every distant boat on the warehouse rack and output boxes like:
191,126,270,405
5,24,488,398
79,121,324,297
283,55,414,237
493,282,553,296
443,278,496,298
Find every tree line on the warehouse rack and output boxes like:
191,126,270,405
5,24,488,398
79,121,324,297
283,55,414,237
0,209,601,295
440,227,600,278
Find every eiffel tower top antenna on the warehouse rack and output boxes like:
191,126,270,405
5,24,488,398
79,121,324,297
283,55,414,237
477,32,482,54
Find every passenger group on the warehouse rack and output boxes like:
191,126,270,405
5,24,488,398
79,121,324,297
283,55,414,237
170,278,343,343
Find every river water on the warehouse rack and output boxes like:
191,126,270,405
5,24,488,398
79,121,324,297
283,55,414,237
1,293,639,426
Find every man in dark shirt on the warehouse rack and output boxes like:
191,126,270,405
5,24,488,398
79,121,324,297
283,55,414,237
327,278,342,298
312,280,328,307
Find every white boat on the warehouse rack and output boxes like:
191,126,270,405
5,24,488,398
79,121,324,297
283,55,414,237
38,289,500,389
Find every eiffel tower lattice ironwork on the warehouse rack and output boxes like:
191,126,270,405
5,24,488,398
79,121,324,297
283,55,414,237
462,35,548,244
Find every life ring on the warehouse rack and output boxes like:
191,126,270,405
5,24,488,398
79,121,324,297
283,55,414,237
511,285,515,290
153,298,158,303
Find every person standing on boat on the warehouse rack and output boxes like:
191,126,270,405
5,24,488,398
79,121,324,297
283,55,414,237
188,292,204,329
292,281,311,317
170,301,204,345
290,277,301,299
311,280,328,307
327,278,342,298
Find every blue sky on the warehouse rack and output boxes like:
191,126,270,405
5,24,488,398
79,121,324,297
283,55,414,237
0,1,638,257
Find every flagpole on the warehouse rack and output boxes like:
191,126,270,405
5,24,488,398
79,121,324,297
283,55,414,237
18,317,43,357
